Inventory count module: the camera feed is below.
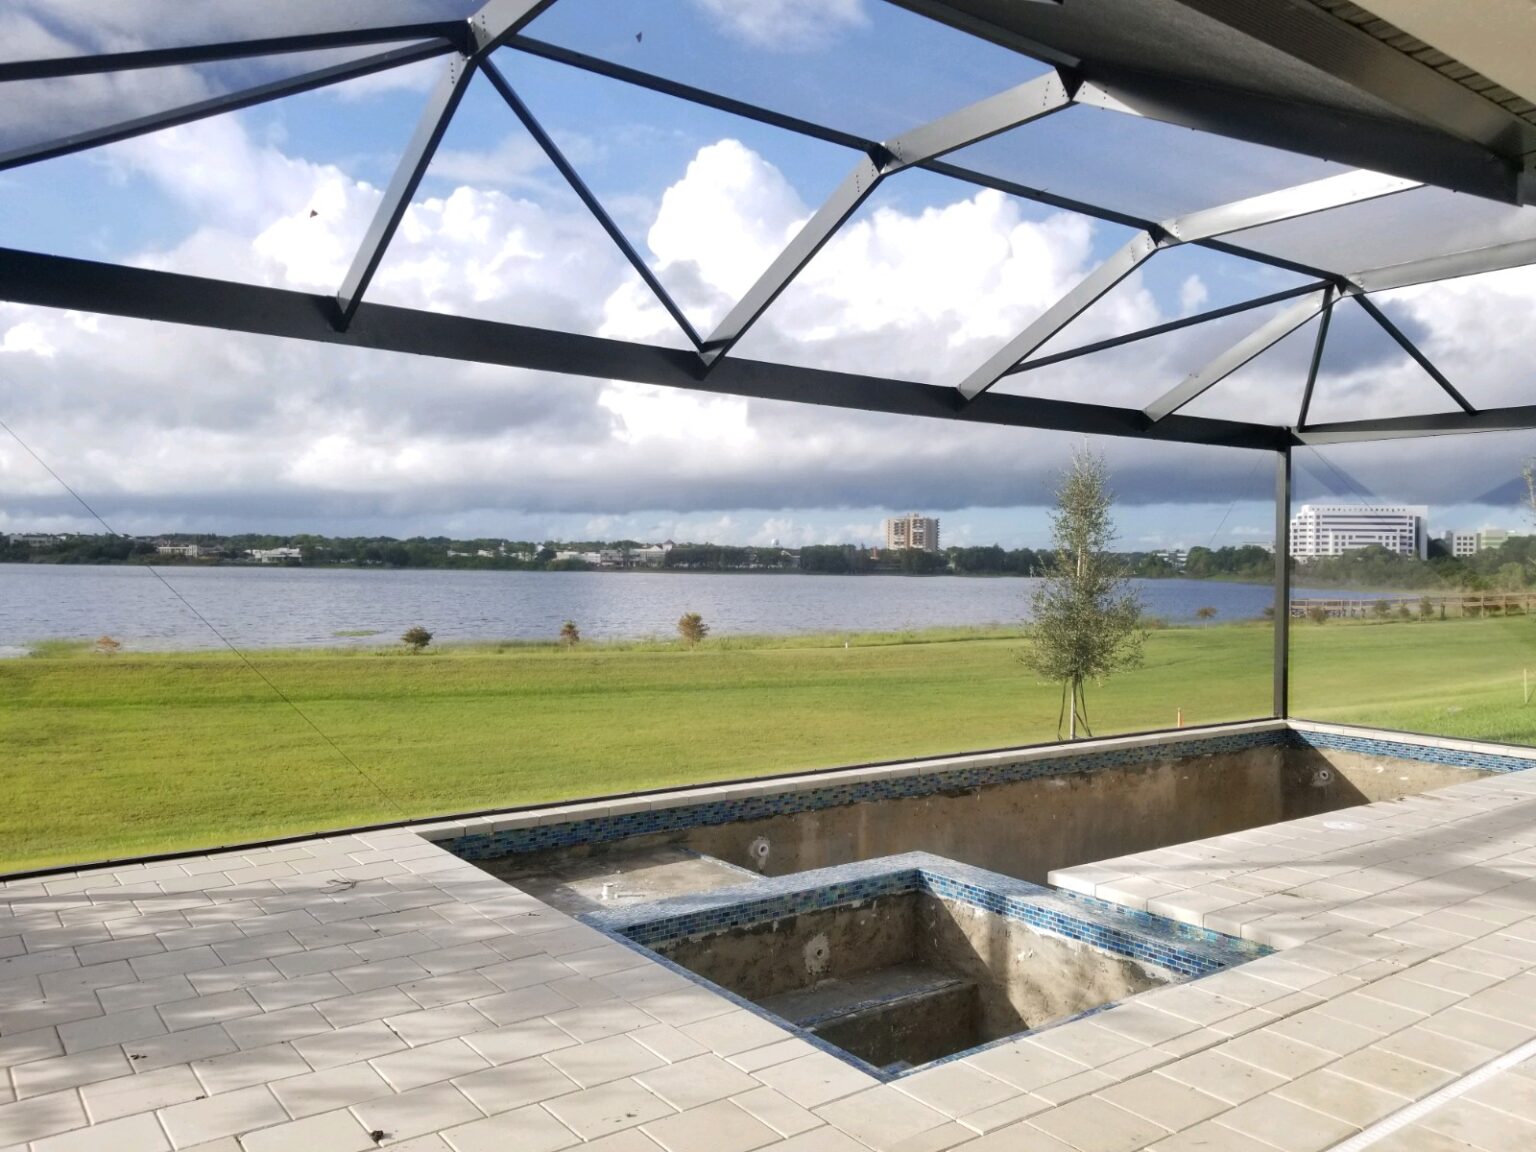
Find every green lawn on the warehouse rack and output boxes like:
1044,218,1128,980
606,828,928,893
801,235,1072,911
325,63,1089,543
3,615,1534,873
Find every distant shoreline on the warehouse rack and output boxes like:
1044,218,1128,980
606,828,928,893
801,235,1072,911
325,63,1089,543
1,557,1281,583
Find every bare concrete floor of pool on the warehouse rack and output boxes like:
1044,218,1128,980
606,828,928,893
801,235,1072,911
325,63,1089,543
489,846,760,916
5,720,1536,1151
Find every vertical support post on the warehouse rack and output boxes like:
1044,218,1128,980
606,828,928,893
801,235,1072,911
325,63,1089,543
1273,445,1292,719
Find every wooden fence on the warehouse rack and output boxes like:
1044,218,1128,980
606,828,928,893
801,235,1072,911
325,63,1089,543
1290,593,1536,619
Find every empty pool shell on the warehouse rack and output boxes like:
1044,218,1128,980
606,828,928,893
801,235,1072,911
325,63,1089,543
587,853,1268,1076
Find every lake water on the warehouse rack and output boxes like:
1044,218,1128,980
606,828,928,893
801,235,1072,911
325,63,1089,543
0,565,1358,654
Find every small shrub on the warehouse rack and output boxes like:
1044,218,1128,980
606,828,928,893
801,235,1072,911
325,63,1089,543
1371,599,1392,620
1419,597,1434,619
1195,606,1218,625
1261,605,1275,620
677,612,708,647
95,635,122,656
559,620,581,647
1397,604,1412,620
401,626,432,652
1466,603,1483,618
1307,605,1328,625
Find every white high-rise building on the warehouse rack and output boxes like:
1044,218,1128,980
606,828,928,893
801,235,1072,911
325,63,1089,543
1289,504,1427,561
884,513,940,553
1443,528,1510,557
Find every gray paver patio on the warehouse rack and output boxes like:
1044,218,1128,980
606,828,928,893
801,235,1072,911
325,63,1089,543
5,722,1536,1150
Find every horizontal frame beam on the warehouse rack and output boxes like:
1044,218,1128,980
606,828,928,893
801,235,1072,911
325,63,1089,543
1296,405,1536,443
0,24,469,82
0,245,1286,452
0,41,456,173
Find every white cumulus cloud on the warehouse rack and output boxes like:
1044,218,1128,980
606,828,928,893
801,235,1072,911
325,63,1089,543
688,0,867,51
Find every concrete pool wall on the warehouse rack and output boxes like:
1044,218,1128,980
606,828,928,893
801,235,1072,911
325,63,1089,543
587,854,1267,1076
444,722,1526,904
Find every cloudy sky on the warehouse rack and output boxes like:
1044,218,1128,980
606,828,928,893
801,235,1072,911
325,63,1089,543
2,0,1536,550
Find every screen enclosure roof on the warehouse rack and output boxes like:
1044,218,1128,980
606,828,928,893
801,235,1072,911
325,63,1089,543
4,0,1536,454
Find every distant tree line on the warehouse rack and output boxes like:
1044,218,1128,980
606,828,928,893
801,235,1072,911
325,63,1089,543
1292,538,1536,592
7,531,1533,588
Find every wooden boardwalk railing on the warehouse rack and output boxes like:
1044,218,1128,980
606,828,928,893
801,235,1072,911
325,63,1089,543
1291,593,1536,619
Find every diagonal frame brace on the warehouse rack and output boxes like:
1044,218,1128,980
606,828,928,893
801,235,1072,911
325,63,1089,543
333,0,555,331
1352,295,1475,414
957,229,1169,400
957,170,1418,401
697,71,1076,368
1143,289,1336,423
479,60,702,348
1296,286,1335,428
1003,282,1329,378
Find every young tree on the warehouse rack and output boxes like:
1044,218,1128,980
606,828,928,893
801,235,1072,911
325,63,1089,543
95,635,121,657
1023,447,1145,740
401,626,432,652
559,620,581,647
1195,606,1218,626
677,612,708,647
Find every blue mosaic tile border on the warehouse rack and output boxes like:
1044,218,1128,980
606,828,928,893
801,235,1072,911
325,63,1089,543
588,852,1268,980
1289,727,1536,774
442,728,1290,862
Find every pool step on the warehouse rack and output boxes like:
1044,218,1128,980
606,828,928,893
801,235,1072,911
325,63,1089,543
760,963,980,1070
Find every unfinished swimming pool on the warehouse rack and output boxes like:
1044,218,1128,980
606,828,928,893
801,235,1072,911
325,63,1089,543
428,722,1532,1076
587,854,1267,1075
450,724,1518,915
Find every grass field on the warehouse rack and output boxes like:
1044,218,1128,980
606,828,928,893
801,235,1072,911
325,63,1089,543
3,616,1535,872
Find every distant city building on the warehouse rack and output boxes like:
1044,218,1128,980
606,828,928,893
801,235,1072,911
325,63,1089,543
7,533,58,547
247,547,302,563
884,513,940,553
1289,504,1427,561
1153,548,1188,570
1442,528,1511,557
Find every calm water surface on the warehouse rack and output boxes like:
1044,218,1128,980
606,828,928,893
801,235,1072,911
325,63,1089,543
0,565,1357,654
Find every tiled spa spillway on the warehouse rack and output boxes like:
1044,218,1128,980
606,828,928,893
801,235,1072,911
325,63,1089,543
585,854,1269,1077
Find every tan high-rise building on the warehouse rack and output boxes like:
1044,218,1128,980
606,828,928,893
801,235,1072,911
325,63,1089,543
884,513,940,553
